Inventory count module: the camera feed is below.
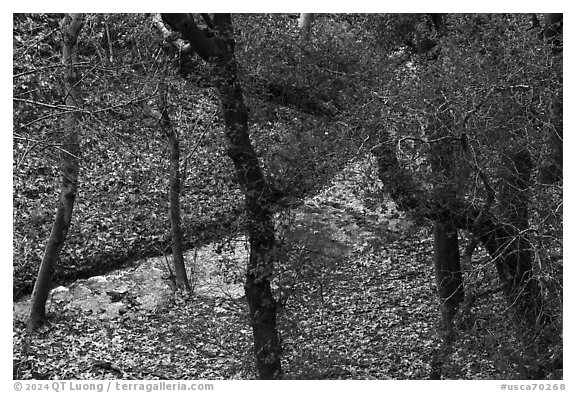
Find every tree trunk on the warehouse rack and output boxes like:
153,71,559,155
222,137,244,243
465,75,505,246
298,13,314,41
543,99,563,184
430,220,464,379
494,148,541,324
427,108,464,379
539,13,562,184
160,13,283,379
157,88,191,293
434,220,464,331
29,13,83,331
212,14,282,379
371,140,423,212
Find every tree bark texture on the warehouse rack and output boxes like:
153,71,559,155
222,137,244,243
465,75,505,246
29,13,83,330
158,89,191,293
160,13,282,379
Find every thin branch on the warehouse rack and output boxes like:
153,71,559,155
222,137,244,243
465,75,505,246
14,26,59,60
13,134,80,159
460,130,496,264
16,112,70,132
104,22,114,63
180,109,218,187
14,89,159,133
459,86,496,129
13,62,92,78
398,135,460,146
13,97,77,112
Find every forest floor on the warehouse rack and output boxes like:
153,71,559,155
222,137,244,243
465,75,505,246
13,158,511,380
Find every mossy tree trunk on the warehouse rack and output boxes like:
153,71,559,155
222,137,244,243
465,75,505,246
29,13,84,331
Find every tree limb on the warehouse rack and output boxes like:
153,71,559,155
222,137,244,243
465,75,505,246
152,13,192,53
160,13,226,61
201,13,214,29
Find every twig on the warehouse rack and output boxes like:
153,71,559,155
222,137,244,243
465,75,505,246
398,135,460,146
13,97,77,112
105,22,114,63
13,134,80,159
13,62,92,78
459,115,496,264
180,109,218,185
459,87,496,129
14,26,59,59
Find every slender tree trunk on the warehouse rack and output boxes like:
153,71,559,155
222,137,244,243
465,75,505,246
157,88,191,293
29,13,84,331
298,13,314,41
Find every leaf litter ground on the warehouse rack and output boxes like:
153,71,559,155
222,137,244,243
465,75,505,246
13,157,516,379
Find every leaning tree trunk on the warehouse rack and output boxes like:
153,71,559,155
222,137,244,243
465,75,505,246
29,13,84,331
160,13,282,379
156,87,191,293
